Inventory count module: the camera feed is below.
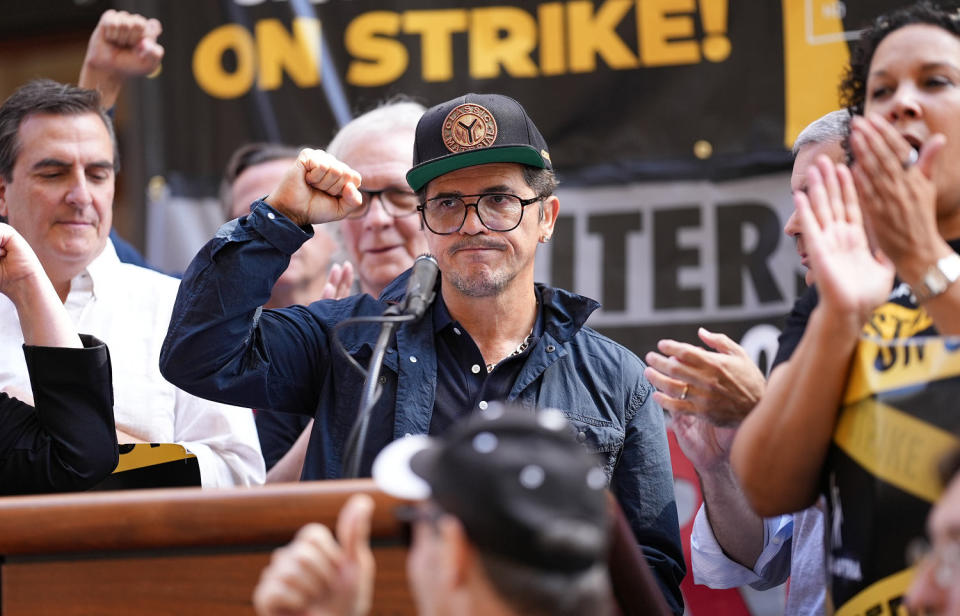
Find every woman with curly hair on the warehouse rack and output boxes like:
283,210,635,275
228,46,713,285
731,2,960,612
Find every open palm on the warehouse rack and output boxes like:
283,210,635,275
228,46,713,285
796,157,893,322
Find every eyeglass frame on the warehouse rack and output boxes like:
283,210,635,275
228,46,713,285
394,503,447,547
416,192,543,235
345,187,420,219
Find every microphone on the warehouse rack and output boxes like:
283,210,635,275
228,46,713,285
400,254,439,320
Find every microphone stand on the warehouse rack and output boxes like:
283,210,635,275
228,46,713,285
337,307,411,479
337,254,438,478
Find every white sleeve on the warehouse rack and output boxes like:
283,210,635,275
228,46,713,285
691,504,793,589
173,387,266,487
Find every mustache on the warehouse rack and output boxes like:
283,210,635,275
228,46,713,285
448,239,508,254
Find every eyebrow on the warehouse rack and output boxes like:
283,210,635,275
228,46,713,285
870,62,960,80
31,158,114,172
430,184,518,198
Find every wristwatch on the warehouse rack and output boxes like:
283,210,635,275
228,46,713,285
911,253,960,303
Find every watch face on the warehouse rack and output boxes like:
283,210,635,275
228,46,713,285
939,253,960,283
917,253,960,302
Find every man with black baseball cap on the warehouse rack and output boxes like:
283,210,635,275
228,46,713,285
162,93,684,611
253,405,613,616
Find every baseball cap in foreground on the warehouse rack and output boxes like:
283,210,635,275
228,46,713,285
372,404,609,572
406,93,552,192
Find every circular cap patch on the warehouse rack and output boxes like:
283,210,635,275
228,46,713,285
442,103,498,153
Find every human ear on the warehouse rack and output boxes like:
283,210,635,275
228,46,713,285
538,195,559,239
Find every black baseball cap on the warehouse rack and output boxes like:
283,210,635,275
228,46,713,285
406,93,553,192
372,404,609,572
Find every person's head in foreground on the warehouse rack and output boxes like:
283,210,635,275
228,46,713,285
406,93,558,299
253,405,613,616
841,1,960,227
905,447,960,615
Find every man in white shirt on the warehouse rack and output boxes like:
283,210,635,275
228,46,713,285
0,79,264,487
644,111,851,615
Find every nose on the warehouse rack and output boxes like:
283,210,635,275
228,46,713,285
783,206,801,238
887,84,922,123
459,202,486,235
363,194,392,229
64,172,92,209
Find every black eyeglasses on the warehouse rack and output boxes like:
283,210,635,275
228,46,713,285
394,503,445,547
346,188,420,219
417,193,542,235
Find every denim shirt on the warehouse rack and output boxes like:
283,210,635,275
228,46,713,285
160,200,685,612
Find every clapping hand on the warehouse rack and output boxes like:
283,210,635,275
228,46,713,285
795,155,894,325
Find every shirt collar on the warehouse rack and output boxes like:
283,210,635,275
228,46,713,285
432,287,545,340
74,239,119,298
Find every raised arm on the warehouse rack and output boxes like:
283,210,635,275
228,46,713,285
731,157,893,515
0,223,118,493
850,114,960,333
78,9,163,109
644,329,767,572
0,223,80,348
160,151,363,413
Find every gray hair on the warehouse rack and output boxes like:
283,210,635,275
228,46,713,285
326,99,425,159
792,110,849,157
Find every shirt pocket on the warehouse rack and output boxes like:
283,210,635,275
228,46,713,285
562,412,624,477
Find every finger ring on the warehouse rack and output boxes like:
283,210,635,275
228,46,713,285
679,384,689,400
903,148,919,170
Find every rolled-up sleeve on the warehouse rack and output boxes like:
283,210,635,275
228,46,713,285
691,504,793,589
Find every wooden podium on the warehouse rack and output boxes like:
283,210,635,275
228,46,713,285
0,480,415,615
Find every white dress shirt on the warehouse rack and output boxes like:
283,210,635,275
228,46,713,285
691,502,826,615
0,240,265,487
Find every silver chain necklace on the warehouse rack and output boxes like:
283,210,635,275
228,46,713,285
486,328,535,374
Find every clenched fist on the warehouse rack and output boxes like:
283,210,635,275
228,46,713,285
265,149,364,228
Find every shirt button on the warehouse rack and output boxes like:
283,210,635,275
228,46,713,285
267,212,276,220
471,364,481,374
409,356,417,363
576,431,587,443
478,401,488,410
378,376,387,385
546,344,556,353
453,327,461,335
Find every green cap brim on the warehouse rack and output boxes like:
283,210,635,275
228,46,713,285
406,145,547,191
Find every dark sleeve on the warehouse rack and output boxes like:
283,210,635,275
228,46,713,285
255,410,312,472
160,200,349,416
771,285,818,369
613,376,686,614
0,335,119,495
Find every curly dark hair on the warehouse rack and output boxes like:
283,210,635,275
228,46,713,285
840,1,960,117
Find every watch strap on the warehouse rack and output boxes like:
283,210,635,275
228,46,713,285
912,252,960,303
